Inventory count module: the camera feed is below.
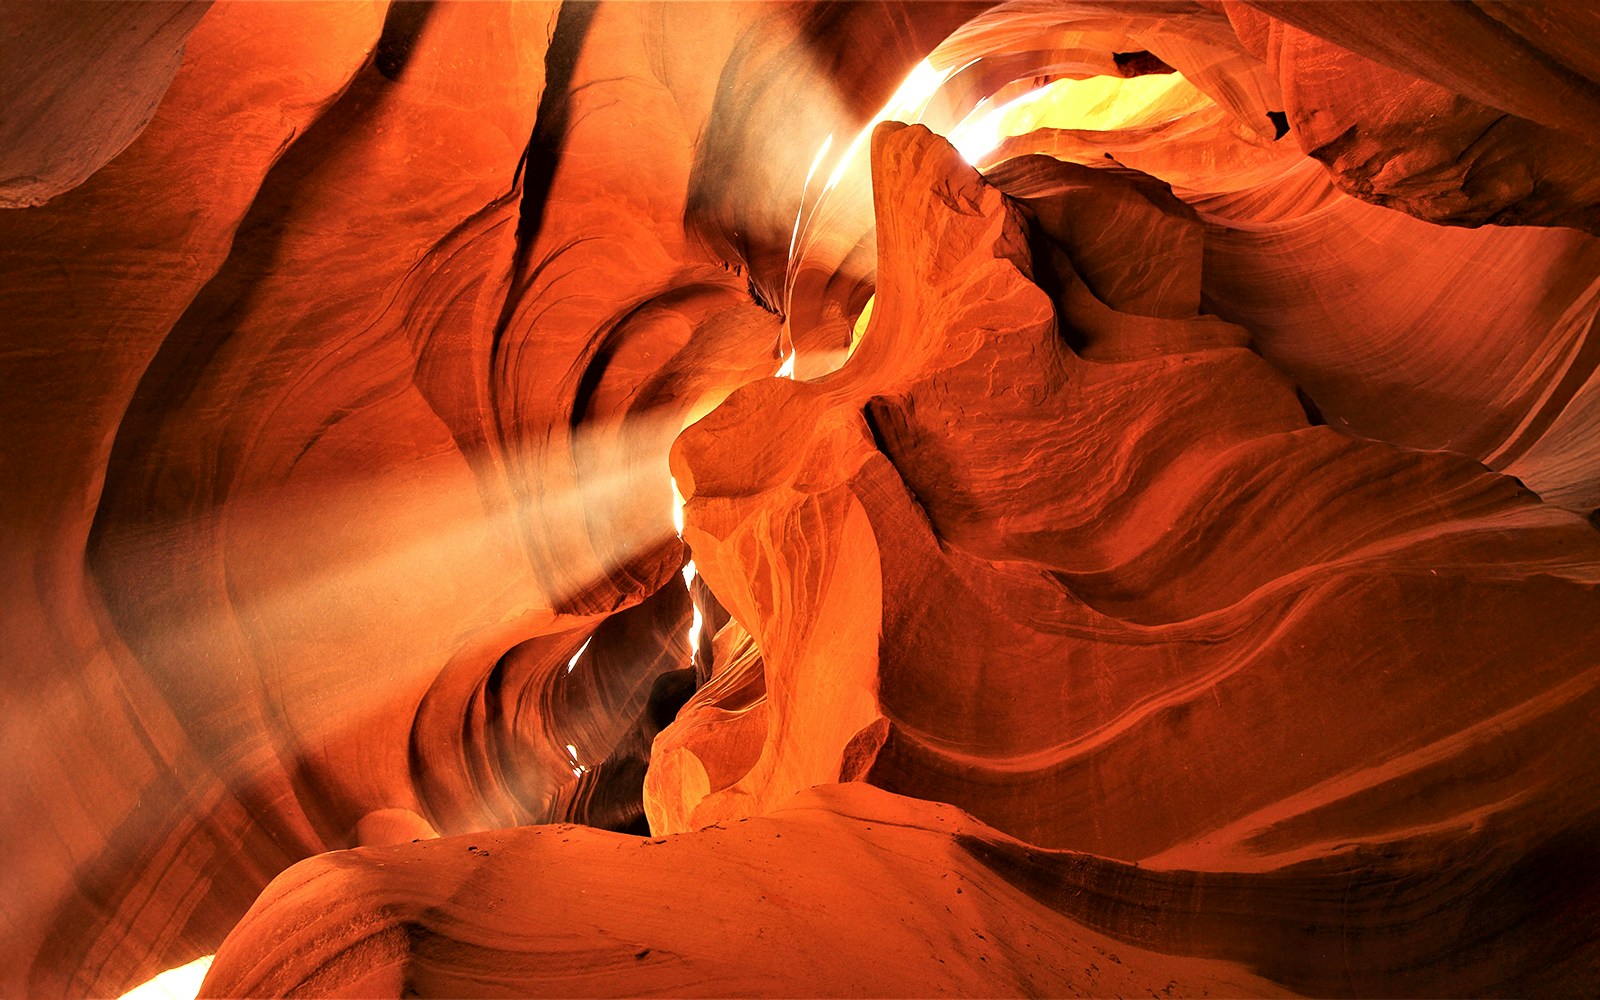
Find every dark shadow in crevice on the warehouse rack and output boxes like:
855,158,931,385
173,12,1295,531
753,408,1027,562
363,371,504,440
513,0,599,247
1112,50,1175,77
1019,214,1089,355
375,1,437,82
1295,385,1326,426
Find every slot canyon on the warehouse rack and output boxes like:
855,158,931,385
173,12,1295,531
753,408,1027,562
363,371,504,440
5,1,1600,996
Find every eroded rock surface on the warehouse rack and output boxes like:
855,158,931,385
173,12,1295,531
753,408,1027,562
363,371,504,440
3,2,1600,997
0,2,211,208
202,784,1290,999
659,124,1600,995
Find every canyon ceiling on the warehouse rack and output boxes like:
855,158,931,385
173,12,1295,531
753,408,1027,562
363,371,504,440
3,1,1600,997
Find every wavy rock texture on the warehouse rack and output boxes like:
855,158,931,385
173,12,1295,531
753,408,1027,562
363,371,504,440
201,784,1288,998
659,123,1600,994
3,1,1600,997
1225,1,1600,232
1,4,390,992
994,76,1600,510
0,2,983,994
0,2,211,208
788,5,1600,515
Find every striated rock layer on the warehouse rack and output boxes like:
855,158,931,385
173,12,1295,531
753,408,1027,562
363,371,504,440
201,784,1288,999
3,1,1600,996
202,121,1600,999
657,124,1600,995
0,1,985,993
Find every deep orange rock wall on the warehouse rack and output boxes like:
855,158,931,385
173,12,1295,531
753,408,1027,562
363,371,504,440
2,2,1599,996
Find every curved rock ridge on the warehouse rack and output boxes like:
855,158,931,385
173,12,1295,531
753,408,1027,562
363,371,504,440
200,783,1290,999
994,72,1600,512
1,3,393,993
203,780,1600,998
0,3,1005,993
408,574,695,838
0,2,212,208
782,4,1600,510
781,0,1286,377
659,123,1600,992
1224,3,1600,233
4,1,1600,996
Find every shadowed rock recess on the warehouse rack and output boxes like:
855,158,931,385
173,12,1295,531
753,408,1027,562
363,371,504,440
3,3,1599,997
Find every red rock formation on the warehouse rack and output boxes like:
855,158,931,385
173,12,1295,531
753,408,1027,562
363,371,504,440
1,5,389,992
1225,2,1600,231
3,2,1600,997
666,120,1600,876
0,2,211,208
200,784,1289,998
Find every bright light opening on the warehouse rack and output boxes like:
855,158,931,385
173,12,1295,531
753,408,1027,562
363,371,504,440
822,58,959,194
682,557,700,666
947,85,1054,164
776,352,796,379
786,57,972,315
789,131,835,263
688,604,704,649
953,71,1196,165
118,955,214,1000
670,473,700,665
564,742,587,777
849,294,875,359
565,637,591,674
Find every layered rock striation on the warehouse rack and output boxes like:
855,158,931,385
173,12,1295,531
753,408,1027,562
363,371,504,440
2,2,1599,996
